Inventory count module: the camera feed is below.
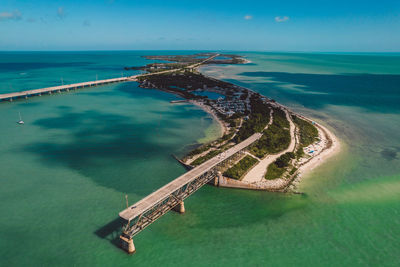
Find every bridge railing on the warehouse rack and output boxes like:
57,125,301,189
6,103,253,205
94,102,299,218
123,169,218,237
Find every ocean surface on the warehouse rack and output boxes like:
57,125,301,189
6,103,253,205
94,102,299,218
0,51,399,266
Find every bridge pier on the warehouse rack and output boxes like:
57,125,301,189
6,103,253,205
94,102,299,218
174,201,185,214
120,235,136,254
213,172,222,186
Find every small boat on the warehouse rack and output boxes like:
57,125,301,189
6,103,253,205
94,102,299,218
17,111,24,125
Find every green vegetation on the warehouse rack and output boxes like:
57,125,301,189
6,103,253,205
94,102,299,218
138,71,237,99
289,167,298,175
142,53,245,66
233,96,271,143
250,108,291,158
265,152,295,180
191,149,222,166
265,163,286,180
223,155,258,180
275,152,295,168
295,147,304,159
292,115,318,147
292,115,318,159
186,143,212,158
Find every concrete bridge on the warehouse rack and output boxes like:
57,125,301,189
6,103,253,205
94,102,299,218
0,53,218,103
118,132,262,254
0,76,137,102
0,52,238,254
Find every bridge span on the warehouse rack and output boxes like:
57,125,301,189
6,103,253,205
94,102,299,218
0,53,218,103
118,132,262,254
0,76,137,102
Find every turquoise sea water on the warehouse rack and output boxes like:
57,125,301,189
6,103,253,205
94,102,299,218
0,51,399,266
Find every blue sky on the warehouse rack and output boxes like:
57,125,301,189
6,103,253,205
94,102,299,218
1,0,399,51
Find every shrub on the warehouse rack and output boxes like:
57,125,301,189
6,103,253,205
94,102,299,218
292,115,318,147
223,155,258,180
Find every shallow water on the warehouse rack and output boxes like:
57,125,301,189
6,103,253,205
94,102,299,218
1,51,399,266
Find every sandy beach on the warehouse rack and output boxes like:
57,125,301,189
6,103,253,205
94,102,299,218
215,106,341,191
188,95,342,191
189,100,229,137
297,122,341,178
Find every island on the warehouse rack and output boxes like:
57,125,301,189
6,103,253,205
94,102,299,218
127,53,340,193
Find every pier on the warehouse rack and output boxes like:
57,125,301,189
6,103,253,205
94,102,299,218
118,133,262,253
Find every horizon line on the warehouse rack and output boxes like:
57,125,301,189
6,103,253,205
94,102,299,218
0,49,399,55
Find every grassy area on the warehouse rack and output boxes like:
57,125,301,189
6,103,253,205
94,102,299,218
264,152,295,180
265,163,286,180
250,108,291,158
223,155,258,180
191,149,222,166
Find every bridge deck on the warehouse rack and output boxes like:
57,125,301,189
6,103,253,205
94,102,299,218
0,54,218,102
119,132,262,221
0,76,136,101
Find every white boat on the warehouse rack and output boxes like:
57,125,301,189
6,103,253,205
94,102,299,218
17,111,24,125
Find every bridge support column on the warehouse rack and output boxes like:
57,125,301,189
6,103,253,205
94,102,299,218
174,201,185,214
120,235,136,254
214,172,222,187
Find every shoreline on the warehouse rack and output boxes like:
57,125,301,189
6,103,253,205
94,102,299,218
297,121,341,179
242,58,252,64
189,99,229,138
138,55,342,192
196,68,341,191
192,77,341,192
215,116,342,192
185,76,342,191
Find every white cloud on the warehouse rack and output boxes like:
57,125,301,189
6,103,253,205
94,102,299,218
275,16,289,23
0,10,22,21
57,7,65,19
244,15,253,20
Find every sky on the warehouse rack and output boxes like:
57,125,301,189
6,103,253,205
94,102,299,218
0,0,400,51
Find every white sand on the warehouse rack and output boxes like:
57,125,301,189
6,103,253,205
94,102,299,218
297,122,340,178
